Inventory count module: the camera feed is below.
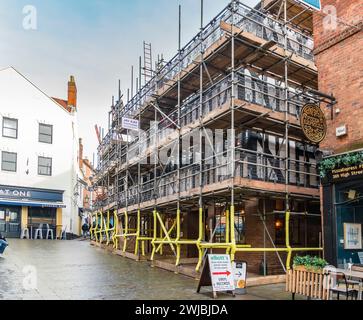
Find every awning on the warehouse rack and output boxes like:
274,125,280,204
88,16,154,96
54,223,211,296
0,199,66,208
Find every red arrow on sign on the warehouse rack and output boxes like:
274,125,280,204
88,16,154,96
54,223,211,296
212,271,231,276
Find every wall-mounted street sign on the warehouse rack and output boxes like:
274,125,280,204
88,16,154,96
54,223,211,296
197,254,235,299
122,117,139,131
336,125,348,137
296,0,321,11
233,261,247,295
300,103,327,144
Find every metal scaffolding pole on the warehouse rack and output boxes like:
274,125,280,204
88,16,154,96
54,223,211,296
176,4,182,267
230,0,237,262
198,0,204,260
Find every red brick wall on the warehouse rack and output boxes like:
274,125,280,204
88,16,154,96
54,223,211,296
313,0,363,153
234,199,286,275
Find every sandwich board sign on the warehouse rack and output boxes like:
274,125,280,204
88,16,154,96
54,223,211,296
197,254,235,299
122,117,139,131
296,0,321,11
233,261,247,295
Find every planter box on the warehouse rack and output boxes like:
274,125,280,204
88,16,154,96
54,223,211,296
286,266,331,300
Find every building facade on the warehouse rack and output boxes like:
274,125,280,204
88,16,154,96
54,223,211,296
91,0,335,278
314,0,363,267
78,138,96,232
0,67,81,238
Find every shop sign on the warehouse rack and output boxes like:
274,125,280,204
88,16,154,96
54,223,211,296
197,254,235,298
331,163,363,182
233,261,247,294
208,254,235,292
122,117,139,131
0,185,63,202
300,103,327,144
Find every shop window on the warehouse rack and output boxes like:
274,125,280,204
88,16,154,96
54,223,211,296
28,207,56,227
215,208,246,244
39,124,53,144
1,151,17,172
2,117,18,139
38,156,52,176
275,215,302,246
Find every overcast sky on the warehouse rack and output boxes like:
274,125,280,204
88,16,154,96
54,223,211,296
0,0,258,161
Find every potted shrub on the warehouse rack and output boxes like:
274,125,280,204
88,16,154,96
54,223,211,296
287,255,330,300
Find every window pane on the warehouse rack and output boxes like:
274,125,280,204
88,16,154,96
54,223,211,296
3,118,18,138
39,157,51,166
3,127,17,138
39,133,52,144
3,152,16,162
4,118,17,129
39,166,51,175
38,157,52,176
39,124,53,144
2,161,16,172
39,124,51,135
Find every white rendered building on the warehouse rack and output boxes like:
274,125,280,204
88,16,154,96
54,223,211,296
0,67,81,238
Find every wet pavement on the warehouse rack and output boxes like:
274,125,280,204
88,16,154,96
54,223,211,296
0,239,295,300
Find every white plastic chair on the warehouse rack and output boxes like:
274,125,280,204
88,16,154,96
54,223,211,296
34,224,44,239
20,228,30,239
57,226,67,240
45,224,54,240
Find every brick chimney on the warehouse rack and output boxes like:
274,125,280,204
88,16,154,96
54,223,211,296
67,75,77,110
79,138,83,170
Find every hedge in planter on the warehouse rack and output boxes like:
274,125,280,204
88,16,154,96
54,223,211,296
293,255,328,271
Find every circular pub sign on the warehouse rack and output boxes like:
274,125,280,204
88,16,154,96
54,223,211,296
300,103,327,143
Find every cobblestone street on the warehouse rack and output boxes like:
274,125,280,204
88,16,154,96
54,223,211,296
0,239,296,300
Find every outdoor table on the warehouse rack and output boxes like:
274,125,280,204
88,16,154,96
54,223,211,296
334,268,363,300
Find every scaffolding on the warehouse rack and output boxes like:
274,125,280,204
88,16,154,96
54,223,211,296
91,0,335,276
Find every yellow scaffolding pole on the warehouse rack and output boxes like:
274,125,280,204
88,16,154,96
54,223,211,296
155,212,176,254
285,210,292,270
225,208,230,254
175,208,181,266
155,220,177,254
93,212,99,242
89,212,97,240
196,207,204,272
134,210,141,256
123,212,128,252
151,209,157,261
233,210,323,271
112,211,119,249
230,205,236,261
105,211,110,245
98,212,104,244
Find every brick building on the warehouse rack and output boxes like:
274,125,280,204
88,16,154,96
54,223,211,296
314,0,363,267
90,0,338,282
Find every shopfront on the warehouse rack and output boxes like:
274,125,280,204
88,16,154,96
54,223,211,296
0,206,21,238
322,152,363,267
0,185,65,238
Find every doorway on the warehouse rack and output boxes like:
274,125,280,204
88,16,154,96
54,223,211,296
0,206,22,238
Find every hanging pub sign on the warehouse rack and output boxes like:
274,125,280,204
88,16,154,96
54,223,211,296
300,103,327,144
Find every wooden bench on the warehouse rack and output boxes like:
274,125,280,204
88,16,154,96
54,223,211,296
286,267,331,300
